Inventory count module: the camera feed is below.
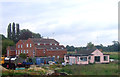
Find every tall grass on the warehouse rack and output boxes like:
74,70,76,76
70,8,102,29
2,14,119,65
57,63,118,75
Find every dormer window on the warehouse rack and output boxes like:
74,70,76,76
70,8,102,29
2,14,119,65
38,43,40,45
50,43,52,45
61,47,64,49
55,43,57,45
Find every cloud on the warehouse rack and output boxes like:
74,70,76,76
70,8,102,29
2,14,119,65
0,0,118,46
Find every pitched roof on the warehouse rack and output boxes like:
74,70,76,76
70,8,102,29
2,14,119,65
66,54,90,56
35,45,66,50
77,47,97,55
29,38,59,44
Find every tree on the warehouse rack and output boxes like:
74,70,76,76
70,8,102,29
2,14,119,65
87,42,94,49
32,33,41,38
19,53,27,59
19,29,41,40
12,22,15,41
19,29,32,40
7,23,12,40
16,23,20,42
2,39,15,55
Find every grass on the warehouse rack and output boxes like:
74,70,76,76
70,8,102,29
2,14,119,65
57,62,119,75
2,68,47,76
103,52,120,60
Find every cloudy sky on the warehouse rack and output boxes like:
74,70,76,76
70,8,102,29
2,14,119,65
0,0,119,47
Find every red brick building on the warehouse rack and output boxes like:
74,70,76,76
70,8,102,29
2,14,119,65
7,46,16,57
10,38,67,59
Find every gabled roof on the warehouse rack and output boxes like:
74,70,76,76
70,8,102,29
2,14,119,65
77,47,97,55
66,54,89,57
17,40,26,44
35,45,66,50
29,38,59,44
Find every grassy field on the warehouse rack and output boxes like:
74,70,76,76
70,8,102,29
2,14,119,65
103,52,120,60
57,62,119,75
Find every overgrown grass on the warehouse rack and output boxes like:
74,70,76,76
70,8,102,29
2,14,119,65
57,63,119,75
103,52,120,60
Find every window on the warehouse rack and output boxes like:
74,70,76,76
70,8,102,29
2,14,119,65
21,50,22,53
95,56,100,62
89,56,91,60
66,56,69,60
104,56,108,61
44,43,46,45
18,45,20,48
24,50,25,53
73,58,75,64
61,47,64,49
53,56,55,58
80,57,87,61
57,56,59,58
27,44,28,47
43,50,45,53
18,50,20,54
30,43,32,47
37,43,40,45
56,47,58,49
27,50,28,53
51,47,53,49
77,57,79,61
55,43,57,45
7,50,9,56
50,43,52,45
16,50,17,54
21,45,23,48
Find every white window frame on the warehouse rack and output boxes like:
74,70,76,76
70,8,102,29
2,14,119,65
57,56,59,58
21,45,23,48
50,43,52,45
27,44,28,47
55,43,57,45
16,50,17,55
7,50,9,56
27,50,28,53
37,43,40,45
21,50,22,53
18,50,20,54
53,56,55,58
18,45,20,48
30,43,32,47
24,50,25,53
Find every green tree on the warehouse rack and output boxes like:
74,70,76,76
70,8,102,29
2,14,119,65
7,23,12,40
16,23,20,43
87,42,94,49
19,53,27,59
12,22,15,41
2,39,15,55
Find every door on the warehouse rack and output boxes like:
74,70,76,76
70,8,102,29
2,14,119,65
94,56,100,62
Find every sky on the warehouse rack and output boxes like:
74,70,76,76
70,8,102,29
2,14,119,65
0,0,119,47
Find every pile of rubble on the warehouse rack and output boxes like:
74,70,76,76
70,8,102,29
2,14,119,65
0,65,8,71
